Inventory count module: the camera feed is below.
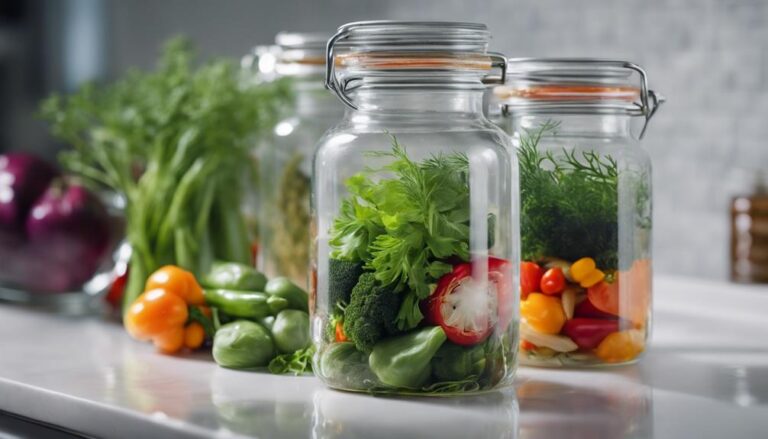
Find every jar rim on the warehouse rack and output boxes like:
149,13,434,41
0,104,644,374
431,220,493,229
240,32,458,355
493,58,664,137
334,21,491,52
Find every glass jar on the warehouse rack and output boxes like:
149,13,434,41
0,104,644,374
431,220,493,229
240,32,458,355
255,33,344,287
312,21,519,395
493,59,663,367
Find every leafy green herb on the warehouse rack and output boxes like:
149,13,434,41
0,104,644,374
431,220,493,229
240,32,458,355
40,38,291,310
519,121,623,268
268,345,315,375
329,137,471,330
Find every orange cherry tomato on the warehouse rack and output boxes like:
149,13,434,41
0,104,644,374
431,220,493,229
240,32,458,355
124,289,188,340
520,340,537,351
184,323,205,350
540,267,566,295
153,326,186,354
145,265,205,306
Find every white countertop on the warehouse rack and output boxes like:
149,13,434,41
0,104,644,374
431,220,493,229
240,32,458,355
1,276,768,438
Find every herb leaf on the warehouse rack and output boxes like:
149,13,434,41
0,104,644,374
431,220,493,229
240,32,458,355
329,137,471,330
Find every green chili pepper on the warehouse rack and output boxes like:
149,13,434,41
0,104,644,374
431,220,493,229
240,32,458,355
271,310,310,353
265,277,308,312
202,262,268,291
431,342,487,382
368,326,446,389
204,289,271,319
213,320,275,368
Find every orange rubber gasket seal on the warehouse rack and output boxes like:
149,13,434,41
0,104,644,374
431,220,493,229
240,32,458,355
495,84,640,101
336,52,493,70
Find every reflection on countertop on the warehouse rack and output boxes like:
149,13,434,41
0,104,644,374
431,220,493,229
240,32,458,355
1,276,768,438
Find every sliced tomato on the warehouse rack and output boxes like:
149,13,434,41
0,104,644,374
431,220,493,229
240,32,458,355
423,257,513,346
587,279,620,316
520,261,544,298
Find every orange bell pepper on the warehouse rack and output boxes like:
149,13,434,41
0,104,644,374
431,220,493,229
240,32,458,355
521,293,566,334
125,265,211,354
145,265,205,306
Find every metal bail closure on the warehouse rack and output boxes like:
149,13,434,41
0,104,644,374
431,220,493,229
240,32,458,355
325,28,357,110
626,62,665,139
485,52,508,85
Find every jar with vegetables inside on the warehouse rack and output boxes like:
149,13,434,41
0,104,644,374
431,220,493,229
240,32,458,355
312,21,519,395
251,33,344,288
492,59,664,367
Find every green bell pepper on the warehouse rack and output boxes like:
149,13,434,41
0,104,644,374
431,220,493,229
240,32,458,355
202,262,267,291
319,342,377,390
213,320,275,368
368,326,446,389
431,342,487,382
265,277,308,312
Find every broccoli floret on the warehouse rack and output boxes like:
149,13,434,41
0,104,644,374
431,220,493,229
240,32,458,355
343,273,401,353
328,259,364,308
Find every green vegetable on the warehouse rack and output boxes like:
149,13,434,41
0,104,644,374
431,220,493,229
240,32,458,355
518,121,651,269
40,38,291,312
187,305,216,338
342,273,401,353
204,289,271,319
267,295,289,314
265,277,308,312
258,315,275,331
319,342,378,390
369,326,447,389
328,258,363,308
268,345,314,375
271,310,310,354
329,138,471,330
431,342,487,382
213,321,275,368
202,262,267,291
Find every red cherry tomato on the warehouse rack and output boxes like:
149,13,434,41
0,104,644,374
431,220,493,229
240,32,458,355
520,262,544,298
540,267,566,295
423,257,513,346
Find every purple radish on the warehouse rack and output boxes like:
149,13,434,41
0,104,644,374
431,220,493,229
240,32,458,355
0,153,59,232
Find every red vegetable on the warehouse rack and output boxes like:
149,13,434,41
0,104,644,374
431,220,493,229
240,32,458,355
423,257,513,346
562,318,620,349
574,298,618,320
587,280,620,316
0,153,58,231
540,267,566,295
520,261,543,298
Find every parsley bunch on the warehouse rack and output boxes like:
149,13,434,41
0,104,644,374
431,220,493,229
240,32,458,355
40,38,291,311
330,138,471,330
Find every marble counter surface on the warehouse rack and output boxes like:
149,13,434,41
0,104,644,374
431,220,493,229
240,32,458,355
1,276,767,438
